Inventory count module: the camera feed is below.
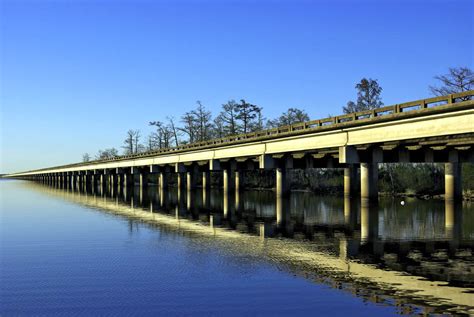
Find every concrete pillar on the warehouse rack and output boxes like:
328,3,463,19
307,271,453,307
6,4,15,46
140,171,148,188
159,172,167,189
110,173,116,189
235,171,241,193
91,174,96,190
116,174,121,188
223,169,230,193
361,163,378,202
159,185,165,208
223,190,229,218
202,171,210,190
186,189,192,211
235,188,240,212
177,173,184,190
445,162,462,201
276,168,289,197
186,172,193,191
123,173,131,187
202,185,210,209
344,164,357,197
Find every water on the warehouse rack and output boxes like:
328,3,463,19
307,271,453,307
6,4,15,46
1,180,473,315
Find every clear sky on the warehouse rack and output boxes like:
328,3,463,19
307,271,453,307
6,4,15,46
1,0,472,173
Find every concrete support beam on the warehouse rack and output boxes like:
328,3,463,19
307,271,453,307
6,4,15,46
361,163,378,202
140,170,148,188
186,172,194,191
344,164,357,197
159,172,167,189
202,171,210,190
223,169,230,193
234,171,241,193
276,168,289,197
177,172,184,190
445,162,462,201
123,173,132,187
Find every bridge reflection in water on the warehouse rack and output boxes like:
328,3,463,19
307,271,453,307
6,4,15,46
28,181,474,315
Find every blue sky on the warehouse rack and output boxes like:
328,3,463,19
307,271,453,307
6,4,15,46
1,0,472,173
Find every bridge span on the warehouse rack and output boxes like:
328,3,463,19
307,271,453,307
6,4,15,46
5,90,474,202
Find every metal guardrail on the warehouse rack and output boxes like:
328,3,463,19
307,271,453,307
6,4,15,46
9,90,474,175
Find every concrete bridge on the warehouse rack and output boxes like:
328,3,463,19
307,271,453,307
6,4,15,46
6,90,474,202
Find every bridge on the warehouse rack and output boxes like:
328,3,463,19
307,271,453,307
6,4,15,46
5,90,474,202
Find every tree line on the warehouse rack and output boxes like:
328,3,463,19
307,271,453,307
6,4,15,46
84,66,473,161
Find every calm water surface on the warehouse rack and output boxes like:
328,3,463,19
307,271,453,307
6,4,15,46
1,180,473,315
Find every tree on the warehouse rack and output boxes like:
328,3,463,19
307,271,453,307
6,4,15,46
96,148,118,160
146,133,158,151
179,112,197,144
430,67,473,100
167,117,180,147
213,115,225,139
267,107,310,128
343,78,383,114
252,110,266,132
191,101,213,141
217,100,240,136
82,153,91,162
235,99,262,134
122,129,141,155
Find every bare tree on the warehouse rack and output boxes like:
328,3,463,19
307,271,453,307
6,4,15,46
191,101,213,141
430,67,473,100
122,129,141,154
146,133,158,151
235,99,262,134
167,116,180,147
133,130,141,153
179,112,197,144
343,78,383,114
82,153,91,162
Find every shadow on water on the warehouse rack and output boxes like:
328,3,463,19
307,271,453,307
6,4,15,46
26,180,474,315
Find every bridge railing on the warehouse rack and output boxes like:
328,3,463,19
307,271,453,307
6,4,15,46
11,90,474,174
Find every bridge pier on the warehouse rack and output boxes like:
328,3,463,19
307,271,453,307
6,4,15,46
344,164,358,197
186,171,194,191
223,169,230,193
139,169,148,189
276,168,289,197
361,163,378,202
234,171,241,193
445,162,462,201
159,171,167,189
202,171,210,190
